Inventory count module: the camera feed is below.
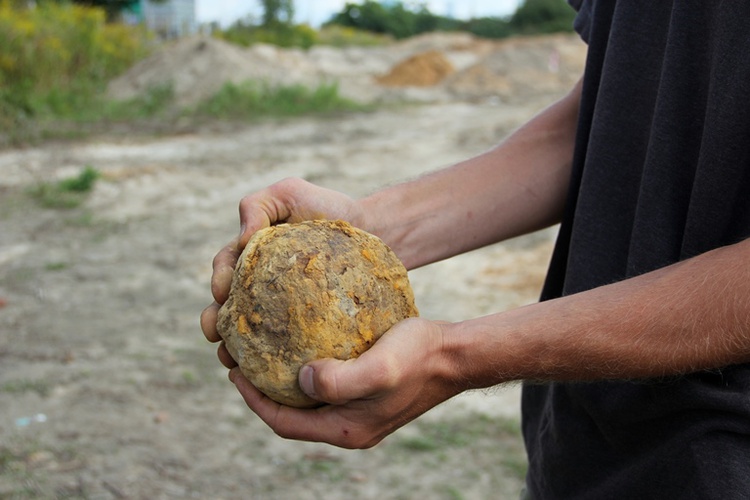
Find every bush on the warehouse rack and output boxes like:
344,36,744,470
509,0,576,34
0,1,151,120
28,166,101,209
314,25,391,47
217,22,318,48
326,1,424,39
465,17,514,39
194,81,365,120
324,0,574,41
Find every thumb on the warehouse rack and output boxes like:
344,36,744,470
299,353,397,406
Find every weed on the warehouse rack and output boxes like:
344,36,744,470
181,371,198,386
194,80,367,120
397,416,490,453
58,167,99,193
0,2,150,123
28,166,100,209
292,454,346,483
315,25,392,47
1,379,50,397
441,486,465,500
0,438,80,498
99,84,176,121
399,435,442,452
44,262,68,271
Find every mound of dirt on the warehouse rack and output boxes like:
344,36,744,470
107,36,321,107
376,50,456,87
445,34,586,101
107,32,587,107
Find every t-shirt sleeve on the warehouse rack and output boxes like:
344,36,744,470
568,0,592,44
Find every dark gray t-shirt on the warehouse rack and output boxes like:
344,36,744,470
522,1,750,498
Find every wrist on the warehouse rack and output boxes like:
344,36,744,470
440,310,537,390
433,320,488,395
355,190,400,241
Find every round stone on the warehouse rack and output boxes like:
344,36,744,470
217,219,419,408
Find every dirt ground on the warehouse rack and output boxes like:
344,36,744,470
0,34,584,499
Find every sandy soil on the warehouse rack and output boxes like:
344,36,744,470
0,33,584,499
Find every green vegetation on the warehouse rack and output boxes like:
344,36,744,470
0,2,151,115
217,21,318,48
44,261,69,271
0,1,153,143
396,412,528,480
216,0,575,48
28,166,101,209
1,378,51,397
315,24,391,47
325,0,574,41
194,81,366,120
0,438,81,498
0,0,575,147
510,0,577,34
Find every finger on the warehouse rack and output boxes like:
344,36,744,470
238,198,275,248
211,238,241,304
229,367,367,447
217,342,237,369
301,349,399,406
200,302,221,343
238,182,295,246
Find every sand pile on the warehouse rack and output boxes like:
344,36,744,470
107,32,587,107
445,34,586,101
376,50,456,87
107,36,323,107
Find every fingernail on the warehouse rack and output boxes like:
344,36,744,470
239,223,246,239
228,367,239,383
299,365,316,398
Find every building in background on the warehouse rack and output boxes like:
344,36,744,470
134,0,197,39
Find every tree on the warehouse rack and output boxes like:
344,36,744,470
509,0,576,34
260,0,294,27
34,1,167,21
326,1,435,39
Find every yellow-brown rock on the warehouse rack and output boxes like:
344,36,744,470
217,220,419,408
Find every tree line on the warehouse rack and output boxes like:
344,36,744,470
221,0,575,48
325,0,575,39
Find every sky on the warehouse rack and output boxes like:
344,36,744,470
196,1,522,28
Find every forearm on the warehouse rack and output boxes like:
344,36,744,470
443,239,750,389
358,78,583,270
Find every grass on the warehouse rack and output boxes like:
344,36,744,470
0,2,152,144
44,262,69,271
194,80,367,120
3,79,369,147
398,413,504,452
395,412,528,482
27,166,100,209
0,379,50,397
0,438,81,499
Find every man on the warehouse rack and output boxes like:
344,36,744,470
201,2,750,497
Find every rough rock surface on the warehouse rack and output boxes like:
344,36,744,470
217,220,419,408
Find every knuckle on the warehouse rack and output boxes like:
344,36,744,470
238,192,257,210
276,176,306,191
315,364,343,402
368,353,401,392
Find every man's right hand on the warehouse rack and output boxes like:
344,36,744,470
199,177,365,358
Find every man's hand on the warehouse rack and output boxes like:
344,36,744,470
199,177,468,448
200,177,365,348
227,317,461,449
